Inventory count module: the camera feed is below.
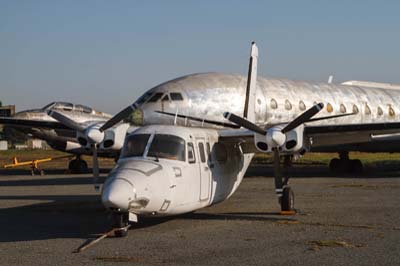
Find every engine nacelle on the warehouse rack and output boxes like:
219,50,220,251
100,123,130,150
254,125,305,153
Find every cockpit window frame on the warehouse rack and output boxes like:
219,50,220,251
170,92,184,101
148,93,164,103
145,133,186,162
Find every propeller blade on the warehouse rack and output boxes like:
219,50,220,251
92,144,100,191
273,148,283,196
281,102,324,133
47,110,86,132
223,112,266,135
99,104,137,132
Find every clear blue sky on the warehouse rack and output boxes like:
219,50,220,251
1,1,399,113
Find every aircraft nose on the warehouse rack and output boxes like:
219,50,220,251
102,178,134,211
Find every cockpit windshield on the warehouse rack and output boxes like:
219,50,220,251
121,134,150,158
147,134,185,161
121,133,186,161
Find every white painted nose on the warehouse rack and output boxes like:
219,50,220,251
102,178,134,211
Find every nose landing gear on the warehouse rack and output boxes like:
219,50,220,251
273,150,296,213
111,212,129,237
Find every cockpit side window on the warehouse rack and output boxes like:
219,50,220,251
170,92,183,101
188,142,196,164
76,104,92,113
147,134,185,161
136,92,154,104
60,103,73,111
162,94,170,101
148,93,164,102
121,134,150,158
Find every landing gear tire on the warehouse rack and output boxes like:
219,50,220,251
112,212,129,238
329,158,363,174
68,159,88,174
280,187,295,211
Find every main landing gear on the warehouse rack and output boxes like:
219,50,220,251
273,149,295,212
68,156,88,174
329,152,363,174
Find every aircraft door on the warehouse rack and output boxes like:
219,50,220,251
196,138,211,201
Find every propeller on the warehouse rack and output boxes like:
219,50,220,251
47,110,104,191
99,103,138,132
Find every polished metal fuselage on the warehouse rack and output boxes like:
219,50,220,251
139,72,400,127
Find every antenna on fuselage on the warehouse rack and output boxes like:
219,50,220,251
243,42,258,123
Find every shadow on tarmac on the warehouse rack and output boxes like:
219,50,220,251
0,164,399,243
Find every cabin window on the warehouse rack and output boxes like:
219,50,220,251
147,134,185,161
121,134,151,158
285,100,292,110
377,107,383,116
352,105,359,114
299,101,306,111
214,143,227,163
206,142,211,161
270,99,278,109
170,92,184,101
364,104,371,115
148,93,164,102
340,104,346,113
162,95,170,101
198,142,206,163
389,106,395,117
187,142,196,163
326,103,333,113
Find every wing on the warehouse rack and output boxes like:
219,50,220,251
305,122,400,152
219,122,400,153
0,117,70,130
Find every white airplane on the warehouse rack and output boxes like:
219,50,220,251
92,42,400,237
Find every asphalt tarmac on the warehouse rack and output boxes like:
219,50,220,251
0,165,399,266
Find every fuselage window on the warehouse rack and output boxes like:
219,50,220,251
198,142,206,163
206,142,211,162
148,93,164,102
170,93,184,101
214,143,227,163
365,104,371,115
187,142,196,163
270,99,278,109
121,134,151,158
326,103,333,113
377,107,383,116
340,104,346,113
162,95,170,101
389,106,395,117
352,105,359,114
147,134,186,161
299,101,306,111
285,100,292,110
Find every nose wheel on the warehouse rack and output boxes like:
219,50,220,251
111,212,129,237
273,150,295,212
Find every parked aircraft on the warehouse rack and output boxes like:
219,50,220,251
0,102,122,173
94,42,400,236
